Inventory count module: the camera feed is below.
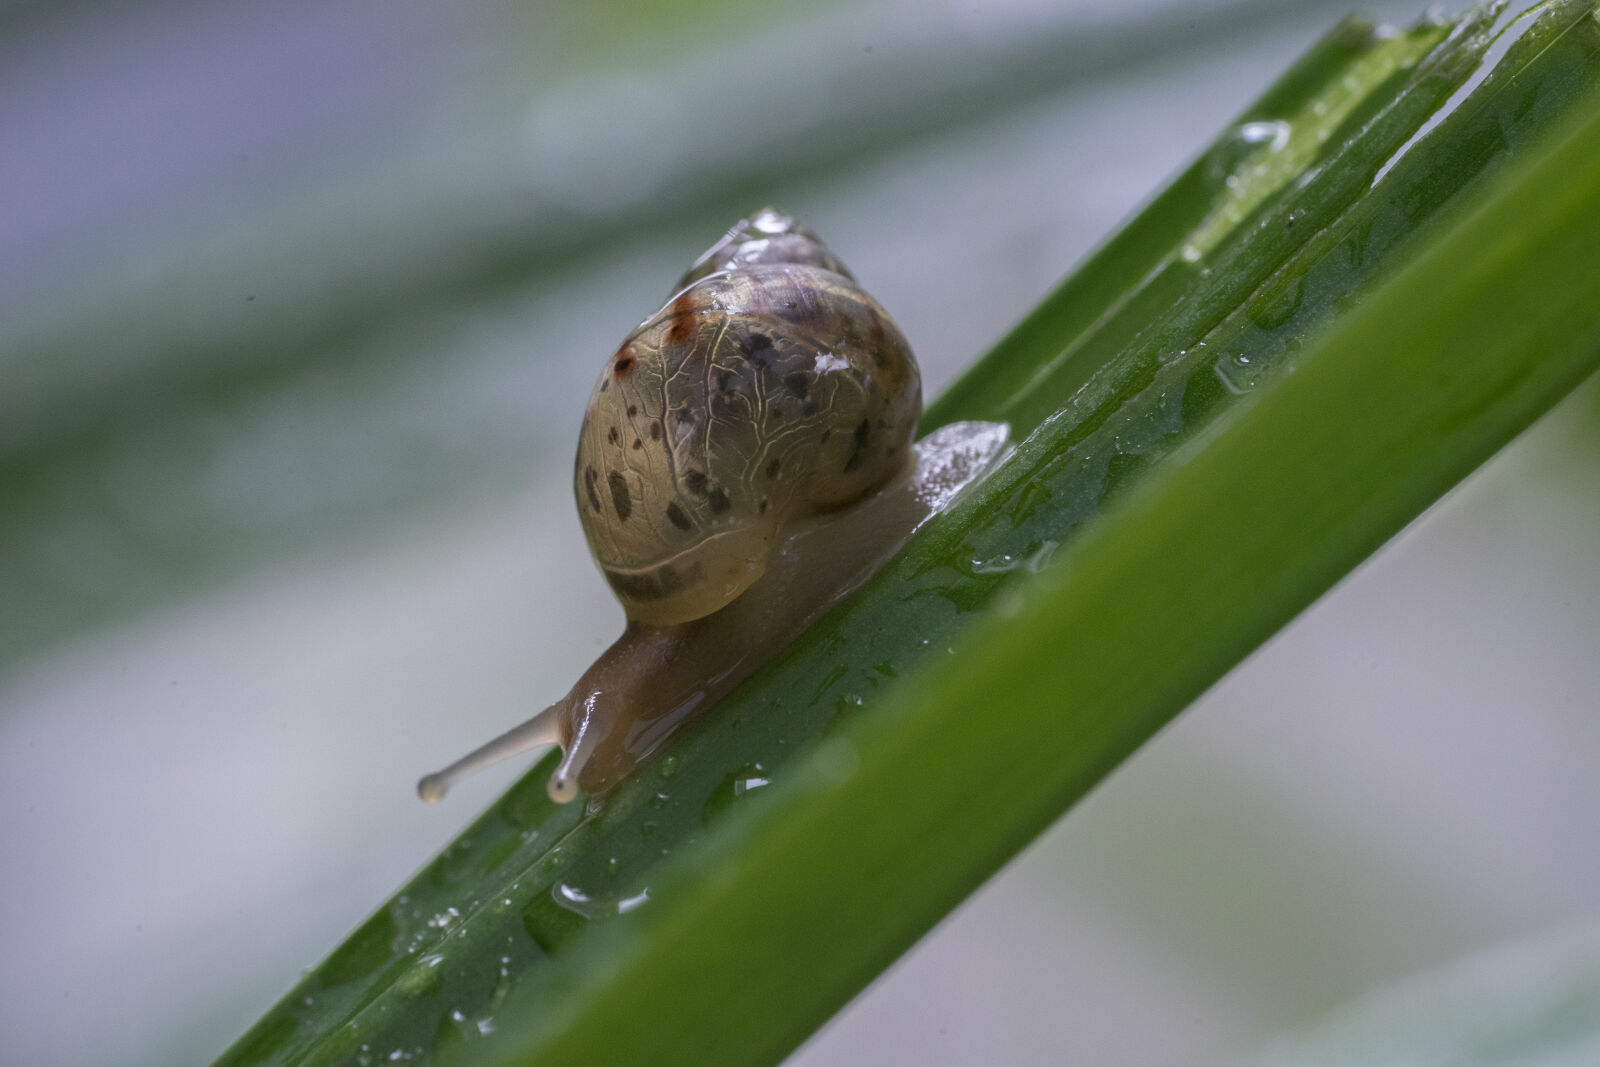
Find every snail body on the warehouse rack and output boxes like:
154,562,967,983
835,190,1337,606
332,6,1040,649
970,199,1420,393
420,210,1007,805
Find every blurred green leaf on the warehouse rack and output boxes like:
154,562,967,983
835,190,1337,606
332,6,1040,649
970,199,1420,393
213,2,1600,1064
1229,919,1600,1067
0,0,1368,674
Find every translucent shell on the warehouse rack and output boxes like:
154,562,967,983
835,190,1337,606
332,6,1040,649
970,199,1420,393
574,210,921,626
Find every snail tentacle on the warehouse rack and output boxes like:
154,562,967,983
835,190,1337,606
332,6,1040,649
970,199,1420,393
417,701,563,802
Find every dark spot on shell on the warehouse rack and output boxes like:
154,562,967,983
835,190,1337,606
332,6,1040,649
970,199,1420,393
716,370,734,394
627,404,638,417
783,372,810,400
614,356,635,377
584,467,601,512
707,488,730,515
600,379,609,392
666,291,698,345
675,405,696,427
632,438,643,450
803,402,818,416
665,502,693,531
758,498,768,514
764,458,781,480
649,423,663,441
820,429,831,444
739,332,775,365
607,471,632,522
843,418,872,473
607,426,620,445
684,470,708,496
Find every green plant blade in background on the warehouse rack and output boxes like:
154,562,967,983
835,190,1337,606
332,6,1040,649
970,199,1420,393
1229,919,1600,1066
0,0,1350,677
212,3,1600,1063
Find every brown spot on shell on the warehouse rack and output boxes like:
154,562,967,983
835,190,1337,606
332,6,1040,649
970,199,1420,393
707,488,730,515
684,470,709,496
665,291,698,345
583,467,602,512
607,426,620,445
607,471,632,522
665,502,693,531
627,404,638,417
649,423,663,441
764,458,781,480
783,372,810,400
632,438,643,450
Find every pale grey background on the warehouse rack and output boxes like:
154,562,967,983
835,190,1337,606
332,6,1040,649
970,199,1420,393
1,1,1595,1064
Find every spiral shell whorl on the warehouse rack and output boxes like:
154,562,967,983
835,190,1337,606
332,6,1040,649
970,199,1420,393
575,209,921,626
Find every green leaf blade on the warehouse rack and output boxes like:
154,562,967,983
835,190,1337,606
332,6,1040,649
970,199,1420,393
211,4,1600,1064
495,70,1600,1067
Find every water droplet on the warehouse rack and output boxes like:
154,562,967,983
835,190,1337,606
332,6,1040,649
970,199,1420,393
703,764,772,823
971,553,1016,574
1238,119,1291,150
551,881,651,919
970,541,1058,575
658,755,681,778
520,890,587,952
394,953,446,998
1204,118,1292,188
1212,351,1260,395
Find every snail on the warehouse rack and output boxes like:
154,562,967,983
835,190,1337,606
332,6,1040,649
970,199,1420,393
418,208,1008,806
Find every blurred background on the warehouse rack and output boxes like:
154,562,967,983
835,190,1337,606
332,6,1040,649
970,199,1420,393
2,0,1597,1063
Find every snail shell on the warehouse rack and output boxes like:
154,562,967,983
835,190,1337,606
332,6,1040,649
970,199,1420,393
575,208,921,626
